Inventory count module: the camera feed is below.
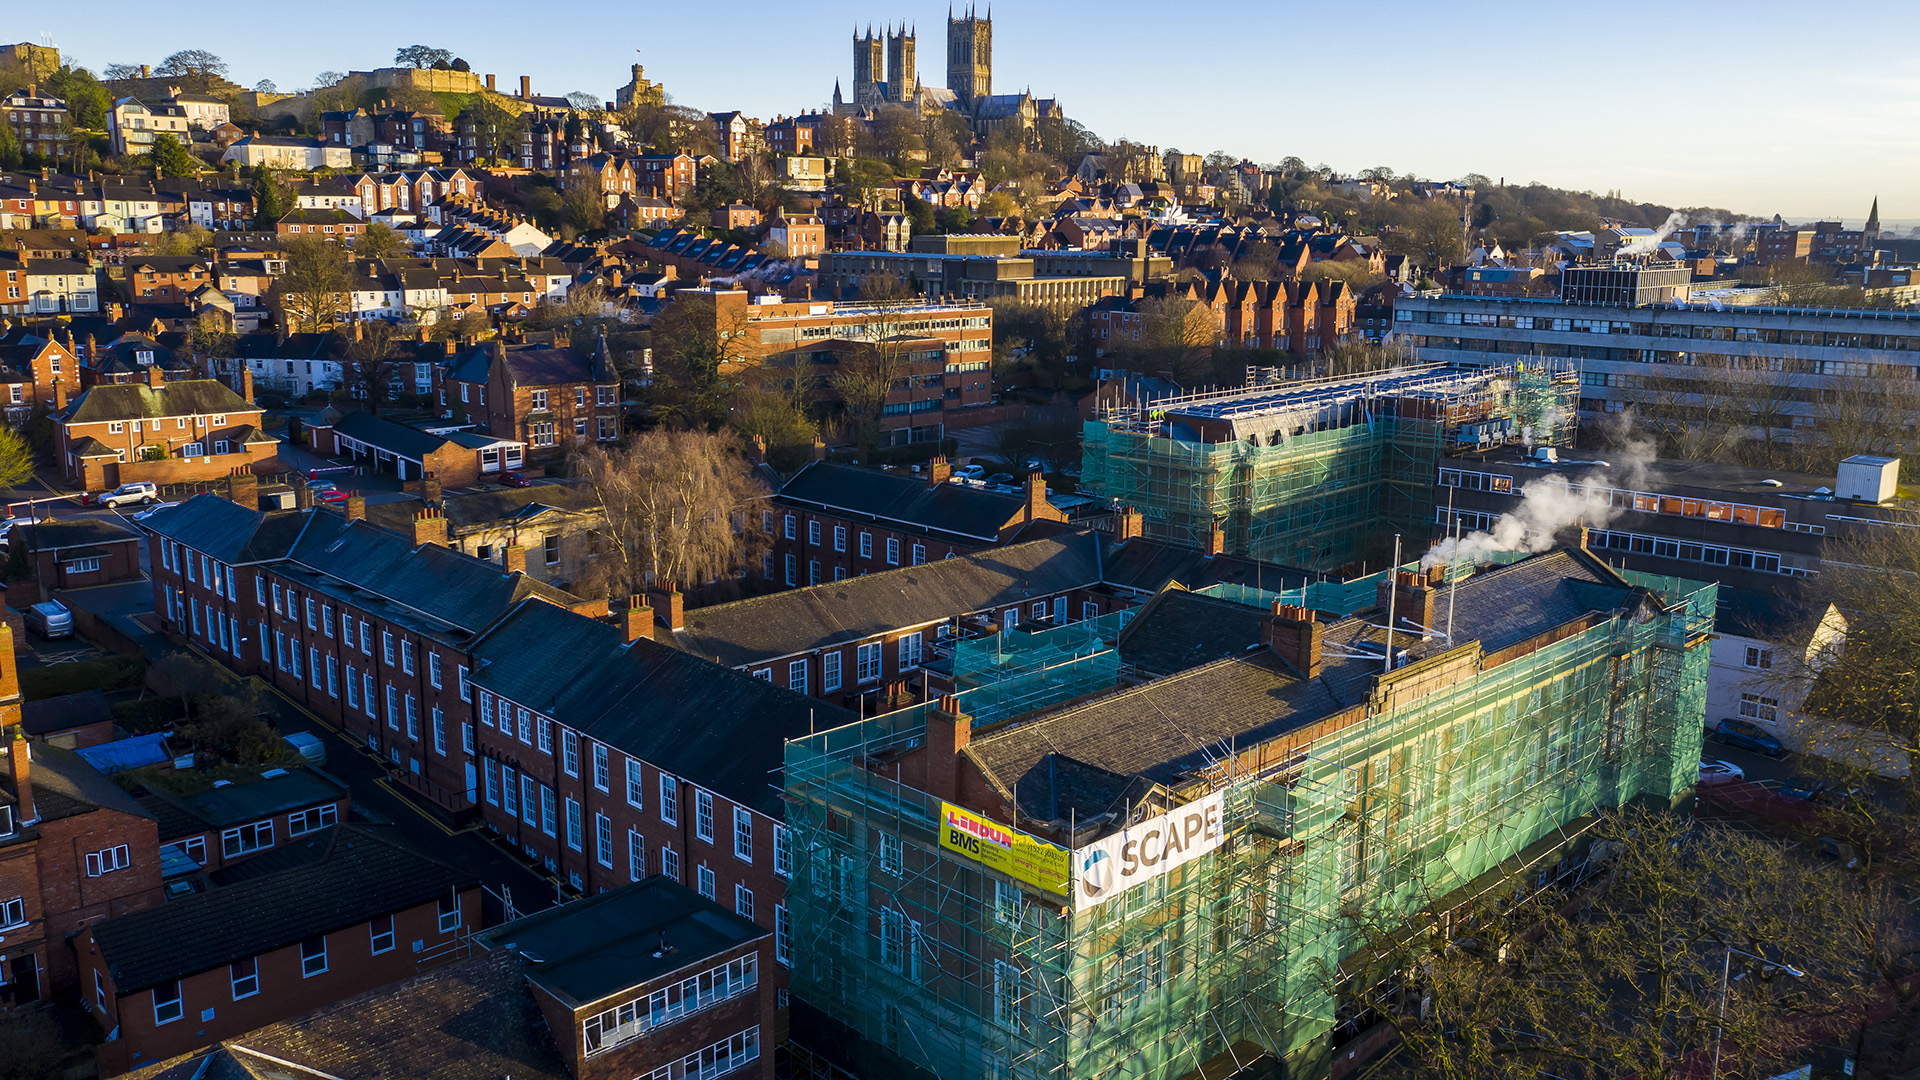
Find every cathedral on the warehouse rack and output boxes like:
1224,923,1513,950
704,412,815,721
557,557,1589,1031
831,7,1063,139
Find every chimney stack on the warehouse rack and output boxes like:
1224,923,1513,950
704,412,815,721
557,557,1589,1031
811,437,826,463
1376,570,1438,638
502,545,528,575
519,75,531,99
1115,506,1143,541
145,364,165,389
226,467,258,508
421,473,442,508
1024,474,1048,522
649,583,684,632
344,494,366,523
749,435,767,465
294,482,313,510
1204,519,1226,556
621,595,652,642
923,694,972,802
411,506,448,547
1265,602,1323,679
926,455,951,488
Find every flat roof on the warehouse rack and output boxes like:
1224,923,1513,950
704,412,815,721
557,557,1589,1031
474,876,766,1008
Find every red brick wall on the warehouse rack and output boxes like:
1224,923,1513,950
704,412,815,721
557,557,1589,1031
30,538,140,589
86,885,481,1076
0,842,50,1006
35,804,163,993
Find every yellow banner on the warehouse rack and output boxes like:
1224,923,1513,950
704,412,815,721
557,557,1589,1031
939,802,1070,897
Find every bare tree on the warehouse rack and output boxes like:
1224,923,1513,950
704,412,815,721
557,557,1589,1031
829,310,916,452
273,236,350,333
344,321,404,412
569,430,770,600
650,293,759,428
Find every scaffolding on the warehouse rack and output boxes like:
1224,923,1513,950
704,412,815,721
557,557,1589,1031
1081,362,1580,571
782,565,1714,1080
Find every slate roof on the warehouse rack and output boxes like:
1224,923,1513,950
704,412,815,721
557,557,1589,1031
775,461,1031,543
474,877,767,1008
89,824,477,994
968,548,1648,826
26,742,158,824
120,949,568,1080
331,409,451,461
472,599,855,817
234,332,335,360
62,379,254,424
15,516,143,553
498,344,595,386
1116,589,1268,677
21,688,114,737
1098,536,1313,597
362,485,600,535
141,494,576,640
662,532,1105,668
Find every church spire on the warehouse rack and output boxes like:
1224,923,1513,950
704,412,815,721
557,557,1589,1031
1866,196,1881,240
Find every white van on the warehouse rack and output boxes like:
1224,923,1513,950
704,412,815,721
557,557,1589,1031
25,600,72,639
283,731,326,768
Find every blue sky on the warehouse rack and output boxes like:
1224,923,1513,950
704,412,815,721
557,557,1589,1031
43,0,1920,220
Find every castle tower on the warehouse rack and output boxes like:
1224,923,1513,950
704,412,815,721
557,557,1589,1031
946,6,992,105
887,24,918,102
853,26,884,91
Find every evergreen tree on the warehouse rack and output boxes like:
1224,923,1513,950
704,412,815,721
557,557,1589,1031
250,166,290,229
147,133,199,177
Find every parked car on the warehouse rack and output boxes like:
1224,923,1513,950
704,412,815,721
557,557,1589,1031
1708,718,1785,757
985,473,1015,486
305,479,339,492
97,481,159,509
955,463,986,480
1022,457,1046,472
1777,775,1827,802
1698,759,1745,784
500,472,533,488
317,488,348,505
24,599,72,639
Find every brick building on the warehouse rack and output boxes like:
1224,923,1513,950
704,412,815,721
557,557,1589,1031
125,256,219,306
432,333,622,456
0,330,77,417
466,596,854,953
80,823,480,1075
474,877,775,1080
661,290,994,445
14,516,145,590
0,623,166,1001
137,766,351,878
762,460,1067,587
143,490,593,813
55,369,273,491
306,409,525,486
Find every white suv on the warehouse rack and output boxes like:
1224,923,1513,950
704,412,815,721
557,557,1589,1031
99,481,160,508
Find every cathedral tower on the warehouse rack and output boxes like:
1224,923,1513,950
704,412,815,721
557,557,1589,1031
853,26,883,91
887,24,918,101
946,6,991,105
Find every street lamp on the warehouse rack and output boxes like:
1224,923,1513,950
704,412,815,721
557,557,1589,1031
1711,946,1806,1080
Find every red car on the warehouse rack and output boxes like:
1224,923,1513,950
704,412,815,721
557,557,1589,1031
499,472,533,488
318,489,349,505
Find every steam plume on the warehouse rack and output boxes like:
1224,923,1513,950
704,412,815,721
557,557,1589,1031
1618,211,1689,258
1422,435,1654,570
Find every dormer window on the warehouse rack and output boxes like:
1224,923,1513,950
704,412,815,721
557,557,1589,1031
136,350,153,365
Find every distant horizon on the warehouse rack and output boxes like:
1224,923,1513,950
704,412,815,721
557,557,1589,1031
36,0,1920,219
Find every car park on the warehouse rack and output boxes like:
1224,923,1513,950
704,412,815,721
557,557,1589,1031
1708,718,1785,757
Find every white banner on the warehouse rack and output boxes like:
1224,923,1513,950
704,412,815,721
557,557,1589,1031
1072,791,1226,910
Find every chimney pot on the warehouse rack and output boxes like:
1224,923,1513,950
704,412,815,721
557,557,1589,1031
411,505,448,547
344,494,366,522
649,584,684,631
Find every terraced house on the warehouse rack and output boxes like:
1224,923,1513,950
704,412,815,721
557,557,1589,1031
142,488,599,812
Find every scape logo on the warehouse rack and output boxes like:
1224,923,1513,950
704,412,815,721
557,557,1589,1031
1079,849,1114,899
